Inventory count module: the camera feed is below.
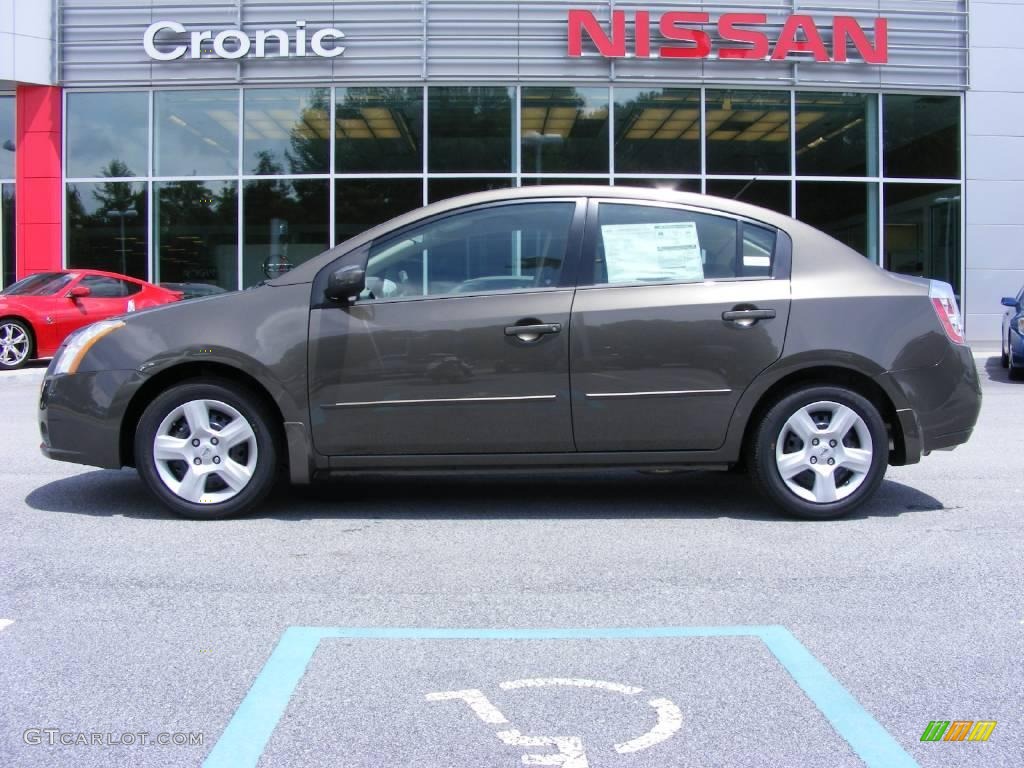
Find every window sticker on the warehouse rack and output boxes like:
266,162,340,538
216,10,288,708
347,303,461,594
601,222,704,283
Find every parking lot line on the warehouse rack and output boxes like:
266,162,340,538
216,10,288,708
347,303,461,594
203,626,920,768
0,619,13,632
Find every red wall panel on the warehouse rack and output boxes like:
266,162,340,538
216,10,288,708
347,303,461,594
15,85,62,277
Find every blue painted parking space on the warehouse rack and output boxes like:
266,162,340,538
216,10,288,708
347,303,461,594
203,626,919,768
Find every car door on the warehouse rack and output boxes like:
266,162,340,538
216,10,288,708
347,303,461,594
308,198,585,456
55,275,136,340
570,199,792,452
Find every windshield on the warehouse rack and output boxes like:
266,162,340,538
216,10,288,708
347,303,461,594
1,273,75,297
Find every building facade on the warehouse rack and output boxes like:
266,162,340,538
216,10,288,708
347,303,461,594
0,1,1019,342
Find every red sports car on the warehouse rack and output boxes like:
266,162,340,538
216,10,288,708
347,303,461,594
0,270,182,370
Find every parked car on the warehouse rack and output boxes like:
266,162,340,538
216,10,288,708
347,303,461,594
0,270,181,371
1000,285,1024,380
159,282,229,301
38,187,981,520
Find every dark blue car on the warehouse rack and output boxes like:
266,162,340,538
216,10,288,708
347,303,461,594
1002,285,1024,380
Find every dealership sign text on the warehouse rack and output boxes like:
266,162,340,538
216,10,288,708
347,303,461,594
568,10,888,64
143,20,345,61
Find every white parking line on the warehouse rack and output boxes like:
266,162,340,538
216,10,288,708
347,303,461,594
0,619,13,632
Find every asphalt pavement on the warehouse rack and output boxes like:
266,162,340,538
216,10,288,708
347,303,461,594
0,353,1021,768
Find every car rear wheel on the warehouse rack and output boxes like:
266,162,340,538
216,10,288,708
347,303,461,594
134,379,278,519
748,386,888,520
1001,334,1010,368
0,319,32,371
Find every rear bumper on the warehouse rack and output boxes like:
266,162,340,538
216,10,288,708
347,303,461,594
39,369,143,470
880,343,981,462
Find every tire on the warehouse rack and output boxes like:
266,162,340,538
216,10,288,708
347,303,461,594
134,378,279,519
0,319,33,371
1010,337,1024,381
1001,335,1010,368
747,385,889,520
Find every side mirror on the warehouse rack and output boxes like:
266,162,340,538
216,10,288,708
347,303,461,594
67,285,91,299
1001,297,1019,308
325,265,366,304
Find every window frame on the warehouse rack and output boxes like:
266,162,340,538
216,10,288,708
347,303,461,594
314,197,588,306
576,198,791,291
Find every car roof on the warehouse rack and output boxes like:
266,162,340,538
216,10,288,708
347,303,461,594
58,268,149,284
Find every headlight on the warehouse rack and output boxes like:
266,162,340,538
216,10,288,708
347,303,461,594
52,320,125,376
1017,316,1024,336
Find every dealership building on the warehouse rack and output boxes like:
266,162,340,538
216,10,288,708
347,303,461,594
0,1,1019,341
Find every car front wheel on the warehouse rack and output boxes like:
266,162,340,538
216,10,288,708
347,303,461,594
748,386,889,520
134,379,278,519
0,319,33,371
1009,335,1024,381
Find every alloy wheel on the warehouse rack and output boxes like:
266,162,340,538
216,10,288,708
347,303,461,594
0,322,30,368
152,399,258,505
774,401,874,504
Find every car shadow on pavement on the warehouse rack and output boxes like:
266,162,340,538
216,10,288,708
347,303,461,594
26,467,947,523
981,355,1014,383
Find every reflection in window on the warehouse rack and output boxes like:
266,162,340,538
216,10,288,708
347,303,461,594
521,87,609,174
593,204,759,284
797,181,878,261
615,178,699,193
428,178,513,203
429,87,513,172
0,96,13,179
155,90,239,177
796,92,876,177
336,88,423,173
66,182,148,279
885,183,961,296
66,92,149,179
336,179,423,245
243,179,329,288
706,179,791,216
364,202,575,299
884,95,960,179
244,88,329,175
156,180,238,290
1,184,14,289
523,178,611,187
614,88,700,174
706,90,791,175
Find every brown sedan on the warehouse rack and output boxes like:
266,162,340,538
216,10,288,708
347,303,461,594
39,187,981,519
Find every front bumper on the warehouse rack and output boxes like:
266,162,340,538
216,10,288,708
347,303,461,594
39,369,144,470
880,343,981,459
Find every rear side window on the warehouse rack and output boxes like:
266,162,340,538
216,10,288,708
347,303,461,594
592,203,776,285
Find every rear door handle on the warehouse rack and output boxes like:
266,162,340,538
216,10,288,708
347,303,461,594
722,308,777,325
504,323,561,340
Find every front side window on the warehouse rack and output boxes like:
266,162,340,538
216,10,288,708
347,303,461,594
363,202,575,300
592,203,775,285
80,275,131,298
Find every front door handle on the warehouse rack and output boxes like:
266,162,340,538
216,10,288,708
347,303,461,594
722,308,777,326
504,323,561,341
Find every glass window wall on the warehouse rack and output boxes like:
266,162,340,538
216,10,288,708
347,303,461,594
156,180,238,290
522,87,609,174
61,86,963,296
429,87,513,172
66,181,148,278
67,92,149,179
706,90,791,176
1,184,14,289
244,88,329,175
0,96,14,180
614,88,699,174
243,179,329,288
155,90,239,177
336,88,423,173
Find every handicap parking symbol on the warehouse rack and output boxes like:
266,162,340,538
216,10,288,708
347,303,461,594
203,626,920,768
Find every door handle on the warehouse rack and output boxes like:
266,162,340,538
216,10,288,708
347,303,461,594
504,323,561,341
722,308,777,326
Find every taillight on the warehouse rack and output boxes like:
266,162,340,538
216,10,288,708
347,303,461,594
929,280,965,344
